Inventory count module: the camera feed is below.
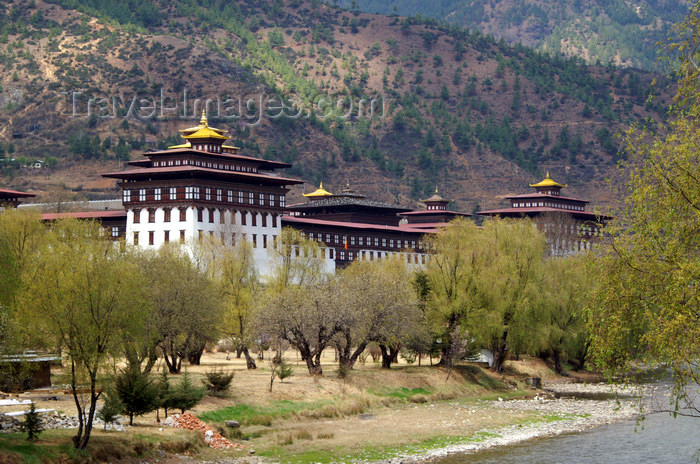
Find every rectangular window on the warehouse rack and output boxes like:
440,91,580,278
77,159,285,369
205,188,211,201
252,214,257,227
350,236,356,245
228,190,233,203
263,235,267,248
133,231,139,245
164,209,171,222
194,187,200,200
334,234,339,244
209,208,215,223
382,238,387,247
133,209,141,224
326,234,330,244
241,212,247,226
340,251,346,261
154,188,161,201
238,191,244,203
170,187,177,200
249,192,254,204
148,209,155,223
179,208,187,222
180,230,185,242
185,187,193,200
259,193,265,206
111,226,119,237
262,214,267,227
411,240,416,249
269,195,276,207
220,210,225,224
374,237,379,247
280,196,286,207
252,234,257,248
123,190,131,202
216,189,221,202
197,208,203,222
148,231,154,245
309,232,314,241
164,230,169,243
272,215,277,227
139,189,146,201
390,239,394,248
359,236,364,246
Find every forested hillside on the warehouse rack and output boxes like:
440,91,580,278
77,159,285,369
0,0,672,211
339,0,689,71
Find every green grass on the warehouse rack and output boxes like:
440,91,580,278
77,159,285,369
198,399,332,426
258,430,504,463
0,431,78,464
369,386,432,400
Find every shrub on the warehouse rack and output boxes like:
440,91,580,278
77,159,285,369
97,388,124,430
20,403,42,441
202,368,234,394
115,369,159,426
168,370,205,414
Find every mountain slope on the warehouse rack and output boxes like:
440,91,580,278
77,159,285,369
0,0,673,212
340,0,690,71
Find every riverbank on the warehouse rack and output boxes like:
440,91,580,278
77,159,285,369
385,380,645,464
0,352,644,463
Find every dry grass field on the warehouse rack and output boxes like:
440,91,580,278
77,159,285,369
1,350,575,463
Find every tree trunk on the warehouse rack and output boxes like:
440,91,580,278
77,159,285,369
236,347,243,359
242,347,257,369
552,348,563,374
491,342,507,373
187,342,205,365
379,344,392,369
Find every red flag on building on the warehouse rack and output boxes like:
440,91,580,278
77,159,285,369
344,236,348,250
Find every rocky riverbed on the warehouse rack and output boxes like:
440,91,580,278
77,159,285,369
376,380,647,464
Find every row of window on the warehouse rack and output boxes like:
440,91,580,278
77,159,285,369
123,187,285,207
133,229,278,250
300,231,424,251
513,201,584,211
131,207,279,228
542,223,600,236
338,249,427,264
152,157,257,173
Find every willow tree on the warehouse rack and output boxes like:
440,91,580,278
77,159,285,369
425,217,548,372
424,218,486,367
542,253,596,373
477,218,547,373
256,227,333,374
209,239,260,369
334,257,421,372
19,219,147,449
588,3,700,418
140,245,222,373
0,209,43,354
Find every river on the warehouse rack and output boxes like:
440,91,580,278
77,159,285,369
436,410,699,464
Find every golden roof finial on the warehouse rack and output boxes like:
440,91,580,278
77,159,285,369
546,170,550,179
320,181,324,189
435,186,439,194
346,180,350,188
303,182,334,198
200,109,208,126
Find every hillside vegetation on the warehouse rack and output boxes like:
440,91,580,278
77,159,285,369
340,0,689,71
0,0,673,210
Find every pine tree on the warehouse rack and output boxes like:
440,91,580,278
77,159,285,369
115,369,159,426
97,389,123,430
20,403,43,441
168,370,205,414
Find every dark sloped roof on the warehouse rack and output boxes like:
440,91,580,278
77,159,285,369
287,196,412,213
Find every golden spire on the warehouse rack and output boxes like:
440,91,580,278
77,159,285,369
303,182,334,198
529,171,567,188
199,109,208,126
